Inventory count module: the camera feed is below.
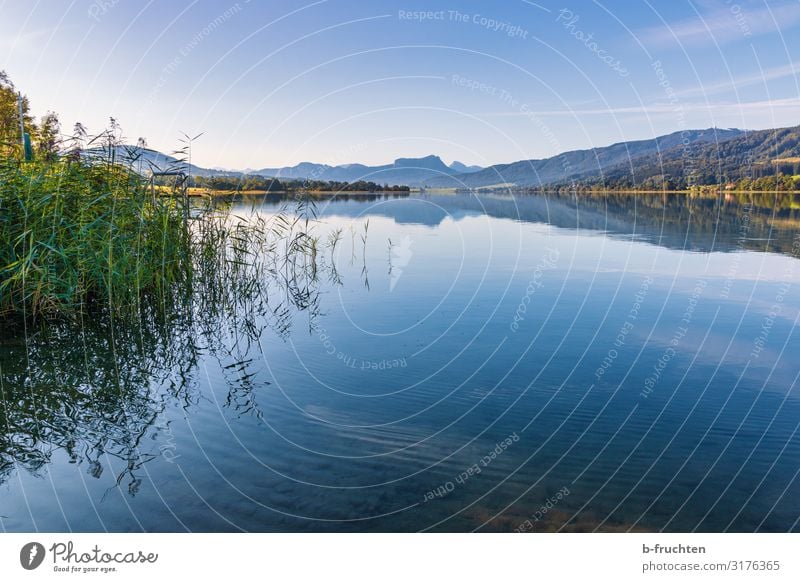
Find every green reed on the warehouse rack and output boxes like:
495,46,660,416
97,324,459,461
0,155,184,318
0,152,329,323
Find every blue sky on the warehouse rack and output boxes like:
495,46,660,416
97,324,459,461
2,0,799,168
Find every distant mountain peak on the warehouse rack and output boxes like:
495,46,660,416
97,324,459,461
393,155,448,169
449,160,483,173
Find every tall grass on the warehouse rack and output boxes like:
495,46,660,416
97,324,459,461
0,155,190,319
0,140,335,323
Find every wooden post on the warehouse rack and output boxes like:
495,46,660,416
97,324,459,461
17,92,25,151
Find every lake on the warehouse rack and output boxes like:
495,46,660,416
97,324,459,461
2,190,800,532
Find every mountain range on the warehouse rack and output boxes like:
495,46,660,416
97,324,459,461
94,123,800,189
576,124,800,189
85,147,483,185
254,154,482,185
423,128,747,188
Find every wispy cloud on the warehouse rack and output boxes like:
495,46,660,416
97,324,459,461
640,1,800,47
675,61,800,98
482,97,800,118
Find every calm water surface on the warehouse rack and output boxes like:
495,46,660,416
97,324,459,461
2,191,800,532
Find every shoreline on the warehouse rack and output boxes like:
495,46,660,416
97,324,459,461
180,188,412,197
421,188,800,195
176,187,800,198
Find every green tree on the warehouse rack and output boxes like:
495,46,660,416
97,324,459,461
0,71,36,157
